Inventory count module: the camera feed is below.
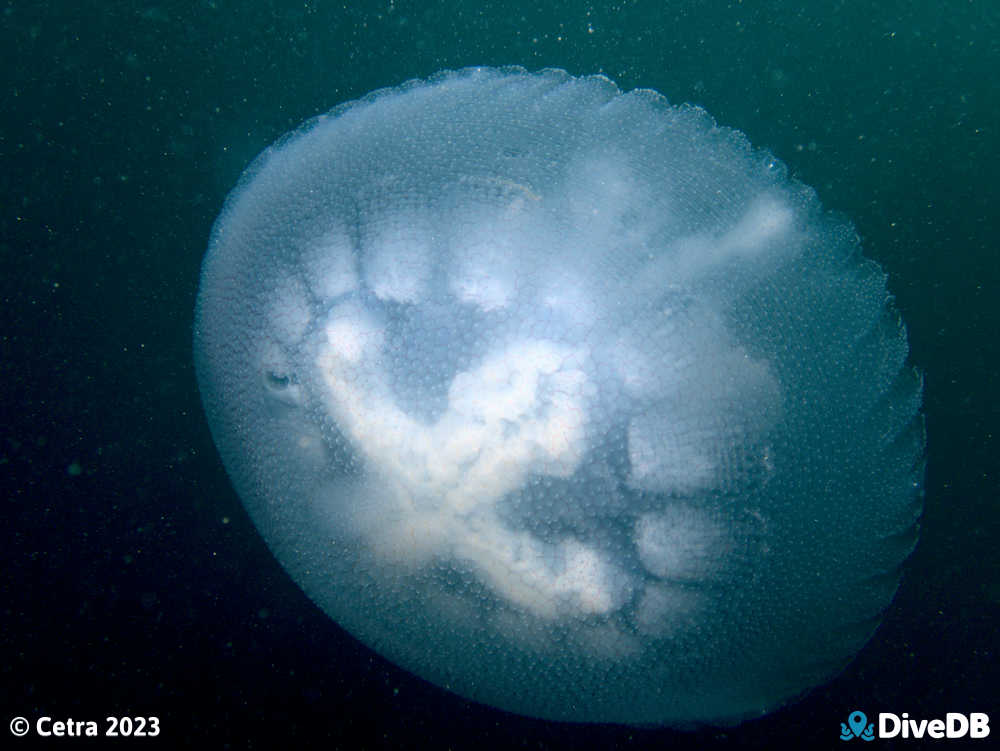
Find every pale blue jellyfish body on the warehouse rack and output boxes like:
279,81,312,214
194,67,924,725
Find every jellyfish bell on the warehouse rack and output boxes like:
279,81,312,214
193,67,924,726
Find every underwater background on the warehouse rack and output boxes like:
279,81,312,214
2,0,997,748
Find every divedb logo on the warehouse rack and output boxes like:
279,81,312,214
840,710,990,741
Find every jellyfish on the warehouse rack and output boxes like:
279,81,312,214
193,67,924,725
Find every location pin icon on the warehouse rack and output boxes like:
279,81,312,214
849,711,868,738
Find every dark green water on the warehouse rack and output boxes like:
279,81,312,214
3,1,997,747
